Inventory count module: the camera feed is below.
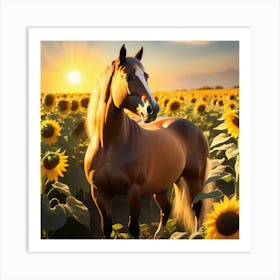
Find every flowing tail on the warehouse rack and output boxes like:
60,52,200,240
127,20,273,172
172,158,215,234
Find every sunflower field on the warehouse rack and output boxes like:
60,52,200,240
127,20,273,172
40,87,240,239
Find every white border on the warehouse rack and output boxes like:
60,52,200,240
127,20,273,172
1,1,279,279
28,27,252,253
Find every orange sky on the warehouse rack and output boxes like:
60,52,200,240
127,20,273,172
41,41,239,93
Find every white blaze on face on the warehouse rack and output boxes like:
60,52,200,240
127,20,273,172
135,66,157,108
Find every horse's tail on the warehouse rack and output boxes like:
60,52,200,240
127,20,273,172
172,158,214,234
200,158,215,226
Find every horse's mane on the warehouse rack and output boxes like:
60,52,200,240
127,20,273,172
86,63,115,147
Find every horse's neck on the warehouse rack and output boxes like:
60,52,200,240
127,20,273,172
87,67,127,148
100,97,126,147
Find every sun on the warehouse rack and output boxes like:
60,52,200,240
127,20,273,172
67,70,82,85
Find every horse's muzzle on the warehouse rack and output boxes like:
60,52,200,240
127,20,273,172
142,103,159,123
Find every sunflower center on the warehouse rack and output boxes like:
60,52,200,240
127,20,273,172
41,123,54,138
45,94,54,106
58,100,68,111
81,97,89,108
164,99,169,106
42,154,59,170
216,211,239,236
71,100,78,111
232,115,239,128
197,104,206,112
170,101,180,111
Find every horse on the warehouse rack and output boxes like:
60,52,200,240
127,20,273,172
84,45,211,239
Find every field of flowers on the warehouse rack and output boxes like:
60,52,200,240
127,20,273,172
40,87,240,239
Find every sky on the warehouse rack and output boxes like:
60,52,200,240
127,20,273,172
41,41,239,93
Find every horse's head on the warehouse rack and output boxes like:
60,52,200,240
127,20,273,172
111,45,159,123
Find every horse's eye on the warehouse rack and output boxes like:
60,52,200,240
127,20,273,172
144,72,149,80
126,75,133,82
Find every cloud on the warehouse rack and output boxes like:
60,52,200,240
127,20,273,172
175,41,212,45
178,68,239,89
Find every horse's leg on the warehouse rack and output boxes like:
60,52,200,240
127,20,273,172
183,173,204,230
153,190,171,239
92,189,112,239
128,184,141,239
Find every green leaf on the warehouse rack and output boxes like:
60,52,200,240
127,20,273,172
189,230,205,239
217,115,225,121
41,194,68,231
63,165,90,194
207,163,227,177
49,181,72,197
210,133,232,148
222,173,233,182
170,231,189,239
210,143,235,154
235,156,240,182
209,158,225,169
204,172,229,185
118,233,131,239
225,144,239,160
214,122,227,131
65,196,91,229
192,189,224,205
112,223,123,231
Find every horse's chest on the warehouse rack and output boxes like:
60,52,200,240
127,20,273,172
90,147,143,194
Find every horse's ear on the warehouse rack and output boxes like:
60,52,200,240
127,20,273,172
134,46,143,61
117,44,126,66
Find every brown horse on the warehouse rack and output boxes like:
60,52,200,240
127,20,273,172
84,45,211,239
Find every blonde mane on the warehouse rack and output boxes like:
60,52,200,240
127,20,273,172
86,64,115,147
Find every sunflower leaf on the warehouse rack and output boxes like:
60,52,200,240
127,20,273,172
204,172,233,185
214,122,227,131
209,158,225,169
210,143,235,154
210,133,232,148
41,194,69,231
112,223,123,231
208,163,227,177
192,189,224,205
225,144,239,160
170,232,189,239
217,115,225,121
235,156,240,182
64,196,91,229
50,181,72,197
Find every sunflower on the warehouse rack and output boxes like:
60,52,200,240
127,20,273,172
225,100,239,111
203,195,239,239
228,93,238,101
80,97,89,109
224,110,239,138
41,149,69,182
218,99,224,106
57,99,70,115
41,120,61,145
165,98,183,114
163,98,170,107
194,101,208,114
190,97,196,104
211,98,218,106
70,100,79,112
43,93,56,111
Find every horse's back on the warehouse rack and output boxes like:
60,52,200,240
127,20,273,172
141,117,207,150
141,116,209,175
